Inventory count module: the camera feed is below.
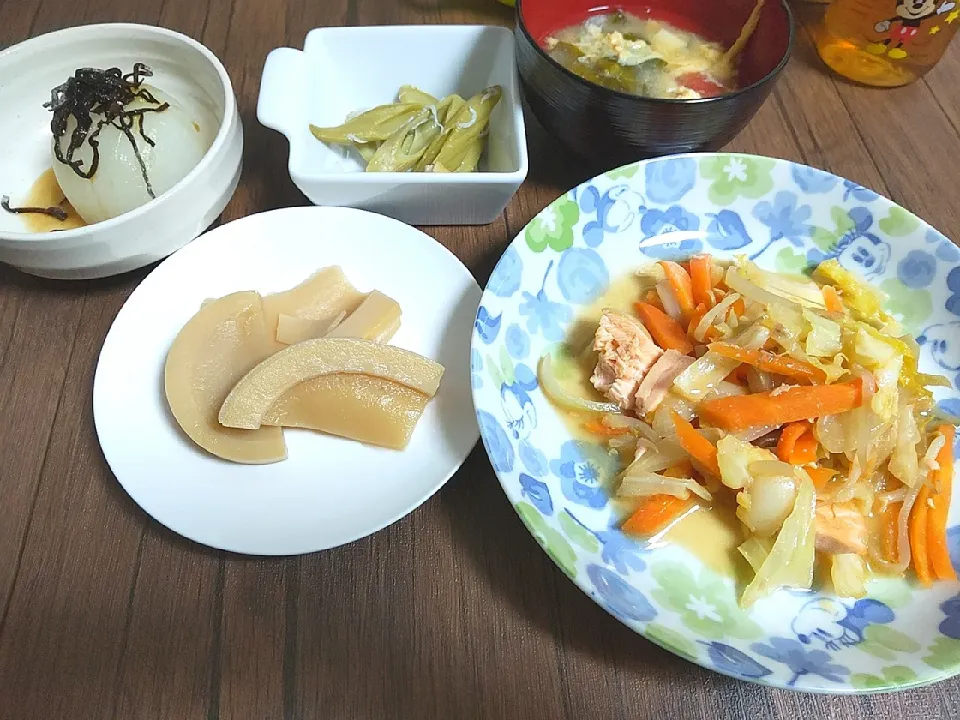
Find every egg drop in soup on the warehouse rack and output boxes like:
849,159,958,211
543,10,750,99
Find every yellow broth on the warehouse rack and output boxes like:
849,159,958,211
553,271,747,581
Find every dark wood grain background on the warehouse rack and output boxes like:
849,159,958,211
2,0,960,718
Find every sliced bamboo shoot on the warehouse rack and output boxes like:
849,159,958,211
164,291,287,464
261,266,366,347
219,338,444,430
326,290,402,341
275,311,346,346
262,374,430,450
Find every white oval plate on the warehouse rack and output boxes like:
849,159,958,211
94,206,481,555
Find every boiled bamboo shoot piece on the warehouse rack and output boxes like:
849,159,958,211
219,337,444,430
164,291,287,464
261,266,366,347
262,374,430,450
325,290,402,342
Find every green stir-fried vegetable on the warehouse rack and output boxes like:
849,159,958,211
308,85,502,173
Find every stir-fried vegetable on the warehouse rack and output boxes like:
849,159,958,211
536,252,957,604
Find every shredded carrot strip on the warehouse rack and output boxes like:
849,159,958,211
698,381,863,432
659,261,695,316
804,465,836,490
634,302,694,355
622,495,690,536
910,484,932,586
731,297,746,317
881,500,902,564
687,303,708,339
928,425,956,581
671,411,721,477
708,342,827,384
689,255,714,309
582,420,631,437
777,422,815,465
822,285,843,314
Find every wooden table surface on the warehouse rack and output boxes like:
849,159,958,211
2,0,960,718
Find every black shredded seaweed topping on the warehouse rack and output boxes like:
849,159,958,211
45,63,170,198
1,195,68,221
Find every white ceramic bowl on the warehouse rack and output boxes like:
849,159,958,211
0,23,242,280
257,25,528,226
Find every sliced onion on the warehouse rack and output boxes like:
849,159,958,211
657,279,682,321
922,433,946,476
624,440,687,474
852,366,877,404
736,424,780,442
703,379,747,401
746,367,774,393
726,267,803,311
618,471,713,501
869,482,921,574
604,413,661,442
694,292,742,343
537,353,619,414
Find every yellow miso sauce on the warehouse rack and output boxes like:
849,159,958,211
554,271,747,581
8,169,86,233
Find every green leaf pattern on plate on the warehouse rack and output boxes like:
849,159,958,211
525,195,580,253
650,561,761,640
558,510,601,553
880,278,932,333
515,502,578,579
878,206,921,237
699,155,775,205
850,665,918,690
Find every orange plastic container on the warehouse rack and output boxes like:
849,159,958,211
816,0,960,86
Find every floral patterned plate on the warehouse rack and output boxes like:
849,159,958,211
471,153,960,693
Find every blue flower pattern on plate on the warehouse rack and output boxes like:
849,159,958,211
750,191,813,259
645,157,696,204
751,638,850,686
488,244,522,298
588,564,657,623
557,248,609,304
898,249,937,289
842,179,879,203
705,210,752,251
471,154,960,693
704,642,772,679
505,323,529,359
549,440,617,509
792,165,839,194
476,409,513,473
946,267,960,316
519,473,553,515
474,306,501,345
519,440,549,477
518,260,572,341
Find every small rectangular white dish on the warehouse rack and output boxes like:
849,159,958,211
257,25,528,226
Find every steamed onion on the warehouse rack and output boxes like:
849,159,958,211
618,471,713,501
538,353,619,414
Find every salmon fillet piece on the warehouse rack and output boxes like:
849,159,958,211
815,502,868,556
634,349,695,416
590,311,663,411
